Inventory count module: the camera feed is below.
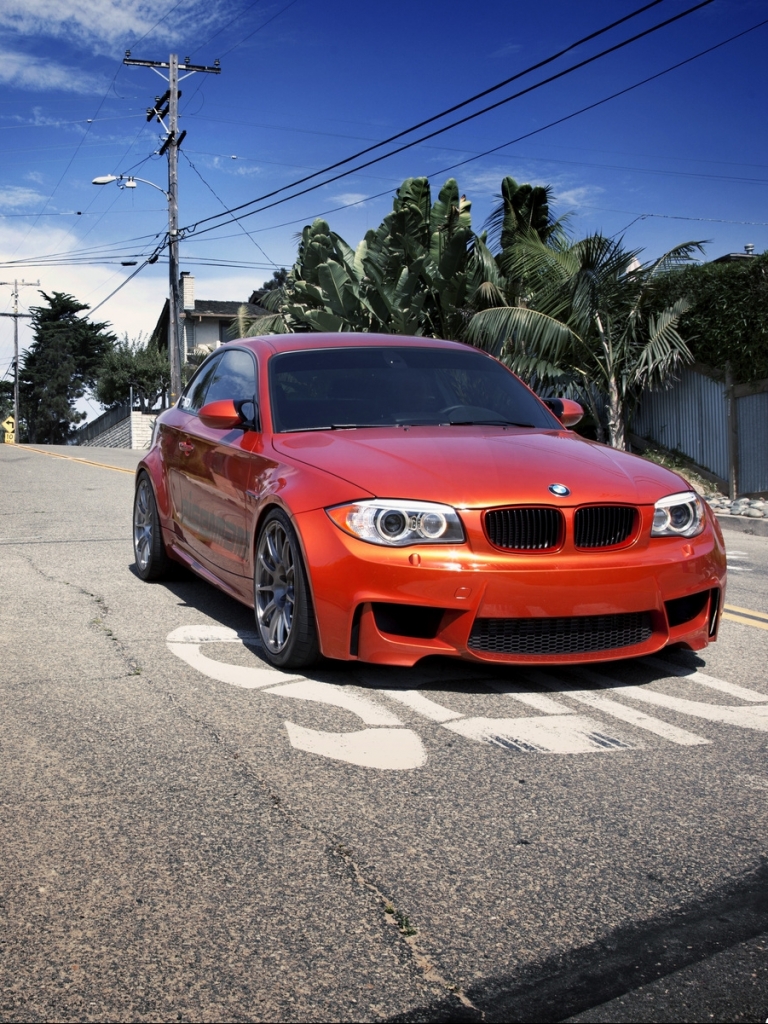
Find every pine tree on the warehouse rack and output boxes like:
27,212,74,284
19,292,116,443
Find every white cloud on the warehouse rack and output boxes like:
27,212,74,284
330,193,369,207
0,221,261,413
0,1,225,56
489,42,523,60
25,172,45,185
552,185,605,211
0,185,46,209
0,49,105,93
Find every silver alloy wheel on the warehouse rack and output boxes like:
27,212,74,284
133,476,154,573
255,518,295,653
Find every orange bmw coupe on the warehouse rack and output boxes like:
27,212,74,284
133,334,726,669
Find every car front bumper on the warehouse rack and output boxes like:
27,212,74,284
293,507,727,666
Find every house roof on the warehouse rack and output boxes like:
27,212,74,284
150,298,268,349
187,299,265,318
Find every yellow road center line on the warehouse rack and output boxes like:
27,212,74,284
20,445,136,475
724,603,768,622
722,612,768,632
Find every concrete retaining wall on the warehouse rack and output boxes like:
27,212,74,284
80,411,158,449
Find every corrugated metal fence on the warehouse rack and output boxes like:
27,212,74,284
633,363,768,496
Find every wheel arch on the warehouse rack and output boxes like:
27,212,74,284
251,499,324,651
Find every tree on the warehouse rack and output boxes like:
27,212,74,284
95,334,170,412
467,234,703,449
234,178,477,339
484,176,566,254
250,268,289,306
0,379,12,421
19,291,116,443
647,252,768,383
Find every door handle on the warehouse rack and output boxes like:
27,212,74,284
179,441,195,455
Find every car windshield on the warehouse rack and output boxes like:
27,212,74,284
269,346,558,433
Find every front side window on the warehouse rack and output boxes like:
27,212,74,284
204,348,257,405
180,353,222,413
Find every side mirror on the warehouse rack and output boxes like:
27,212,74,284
199,399,245,430
199,398,259,431
543,397,584,428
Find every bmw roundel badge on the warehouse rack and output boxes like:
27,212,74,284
548,483,570,497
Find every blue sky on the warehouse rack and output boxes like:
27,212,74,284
1,0,766,415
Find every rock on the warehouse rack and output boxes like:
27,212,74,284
745,508,765,518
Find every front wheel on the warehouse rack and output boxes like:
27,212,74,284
254,509,319,669
133,472,171,580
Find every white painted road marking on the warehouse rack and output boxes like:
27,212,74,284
643,657,768,702
284,723,427,770
726,551,752,572
443,714,635,753
265,679,403,727
528,670,710,747
374,688,463,722
166,625,768,769
486,682,576,716
167,625,425,770
167,625,296,689
575,667,768,732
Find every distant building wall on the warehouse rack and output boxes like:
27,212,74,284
194,320,221,348
77,404,159,449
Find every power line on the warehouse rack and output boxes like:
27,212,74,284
126,0,191,50
8,63,125,259
180,150,278,265
87,253,162,317
186,7,756,245
189,0,271,57
216,0,303,60
10,13,766,274
0,113,144,132
180,0,302,116
181,0,713,238
422,16,768,184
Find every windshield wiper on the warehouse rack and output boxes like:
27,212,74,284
280,423,386,433
442,419,537,427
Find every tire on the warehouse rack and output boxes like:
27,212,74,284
133,472,171,581
254,508,319,669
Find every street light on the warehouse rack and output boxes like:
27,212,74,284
92,174,169,197
92,173,182,403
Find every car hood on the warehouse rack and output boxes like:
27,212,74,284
272,427,690,507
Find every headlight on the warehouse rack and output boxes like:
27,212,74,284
651,491,705,538
326,499,465,546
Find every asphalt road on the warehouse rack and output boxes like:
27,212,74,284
1,443,767,1024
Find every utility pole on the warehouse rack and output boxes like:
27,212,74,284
123,51,220,403
0,278,39,434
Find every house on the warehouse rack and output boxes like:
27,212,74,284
150,272,268,360
76,274,267,448
711,244,757,264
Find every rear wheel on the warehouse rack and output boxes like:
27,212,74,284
254,509,319,669
133,473,171,580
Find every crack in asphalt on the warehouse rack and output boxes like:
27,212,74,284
18,550,478,1017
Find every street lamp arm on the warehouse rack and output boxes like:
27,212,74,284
92,174,170,199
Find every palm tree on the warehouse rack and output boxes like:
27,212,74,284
467,233,703,448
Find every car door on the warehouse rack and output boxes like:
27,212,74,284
177,347,260,580
159,352,223,547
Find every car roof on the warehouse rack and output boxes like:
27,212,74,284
232,333,482,357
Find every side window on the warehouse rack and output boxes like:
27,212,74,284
203,348,257,405
179,354,222,413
